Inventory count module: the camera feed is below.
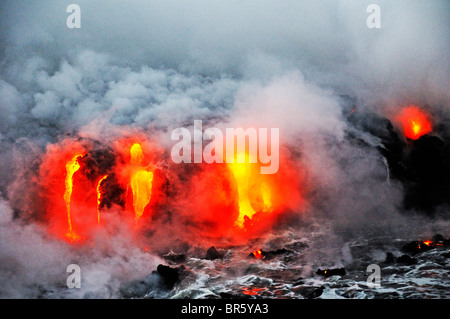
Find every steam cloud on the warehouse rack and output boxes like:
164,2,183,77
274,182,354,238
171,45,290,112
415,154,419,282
0,0,448,298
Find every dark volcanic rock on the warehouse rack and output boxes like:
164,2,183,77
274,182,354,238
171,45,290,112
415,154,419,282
432,234,450,246
384,252,418,265
292,277,305,286
220,292,252,299
401,241,433,255
316,268,346,278
124,264,189,295
293,286,324,299
432,234,445,242
403,136,450,214
401,236,449,255
349,110,450,215
155,264,180,289
396,255,417,265
205,246,223,260
265,248,292,259
384,252,395,264
307,287,324,299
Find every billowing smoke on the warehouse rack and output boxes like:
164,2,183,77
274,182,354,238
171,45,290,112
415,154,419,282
0,0,448,298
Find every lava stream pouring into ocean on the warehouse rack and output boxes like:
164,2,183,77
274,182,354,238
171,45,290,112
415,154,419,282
227,158,275,229
64,154,83,242
129,143,154,224
37,135,304,245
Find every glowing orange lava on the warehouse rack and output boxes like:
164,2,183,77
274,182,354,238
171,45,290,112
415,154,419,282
227,157,275,228
64,154,83,241
260,182,273,213
253,249,263,259
242,287,264,296
228,160,258,228
423,240,432,246
421,240,442,247
130,143,153,223
395,105,432,140
38,136,303,244
96,175,108,224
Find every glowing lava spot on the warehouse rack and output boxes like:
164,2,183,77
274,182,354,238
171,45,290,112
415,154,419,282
253,249,263,259
64,154,83,242
96,175,108,224
395,105,432,140
242,287,264,296
130,143,153,223
423,240,432,246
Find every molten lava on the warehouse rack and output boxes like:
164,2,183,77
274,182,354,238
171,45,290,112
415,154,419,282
420,240,442,248
242,287,264,296
252,249,263,259
228,161,258,228
38,135,303,244
395,105,432,140
64,154,83,241
96,175,108,224
227,154,276,229
129,143,153,223
260,182,273,213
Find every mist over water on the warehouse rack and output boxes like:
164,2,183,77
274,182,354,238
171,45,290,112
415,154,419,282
0,1,448,298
